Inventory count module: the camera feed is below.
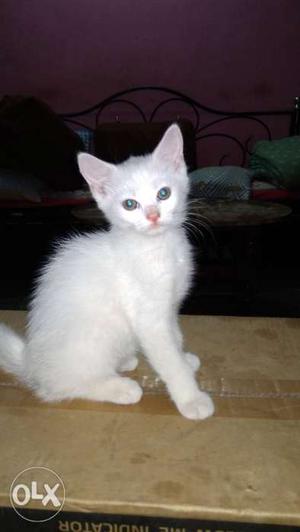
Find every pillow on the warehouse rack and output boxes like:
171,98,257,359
94,119,197,172
75,128,93,153
189,166,254,200
0,96,85,191
0,168,47,202
250,136,300,189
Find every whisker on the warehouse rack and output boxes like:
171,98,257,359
186,213,214,232
186,212,213,227
186,208,213,226
184,214,217,247
184,215,209,236
186,198,204,206
183,220,205,241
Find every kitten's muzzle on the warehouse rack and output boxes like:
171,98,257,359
145,206,160,224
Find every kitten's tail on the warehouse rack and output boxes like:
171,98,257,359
0,323,25,378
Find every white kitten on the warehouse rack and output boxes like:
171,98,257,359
0,124,214,420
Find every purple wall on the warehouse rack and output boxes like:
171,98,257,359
1,0,300,114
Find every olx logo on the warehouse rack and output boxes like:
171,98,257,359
10,466,65,522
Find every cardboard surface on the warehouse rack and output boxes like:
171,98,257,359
0,310,300,528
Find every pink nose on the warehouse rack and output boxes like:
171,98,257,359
146,210,160,223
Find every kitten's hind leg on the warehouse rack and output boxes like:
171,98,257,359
118,356,138,372
38,375,143,405
77,376,143,405
117,335,139,372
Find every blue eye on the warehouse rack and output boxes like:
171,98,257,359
157,187,171,200
122,199,138,211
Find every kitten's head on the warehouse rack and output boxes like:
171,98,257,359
77,124,189,235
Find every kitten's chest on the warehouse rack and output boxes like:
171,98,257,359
117,232,191,293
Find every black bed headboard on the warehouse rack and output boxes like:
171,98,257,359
61,87,300,167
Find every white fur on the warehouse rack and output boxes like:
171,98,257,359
0,124,214,420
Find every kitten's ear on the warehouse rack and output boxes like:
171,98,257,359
153,123,184,170
77,153,115,197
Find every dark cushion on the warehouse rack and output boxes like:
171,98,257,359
94,119,197,172
0,168,47,202
0,96,84,190
250,136,300,189
189,166,254,200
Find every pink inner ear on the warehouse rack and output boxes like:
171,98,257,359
154,125,184,169
90,180,106,196
78,153,115,198
174,154,183,170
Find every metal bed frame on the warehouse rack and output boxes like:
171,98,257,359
61,86,300,166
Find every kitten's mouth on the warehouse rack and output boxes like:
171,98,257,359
146,221,167,235
148,221,161,230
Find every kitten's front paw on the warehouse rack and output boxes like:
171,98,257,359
184,352,201,372
177,392,214,420
113,378,143,405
